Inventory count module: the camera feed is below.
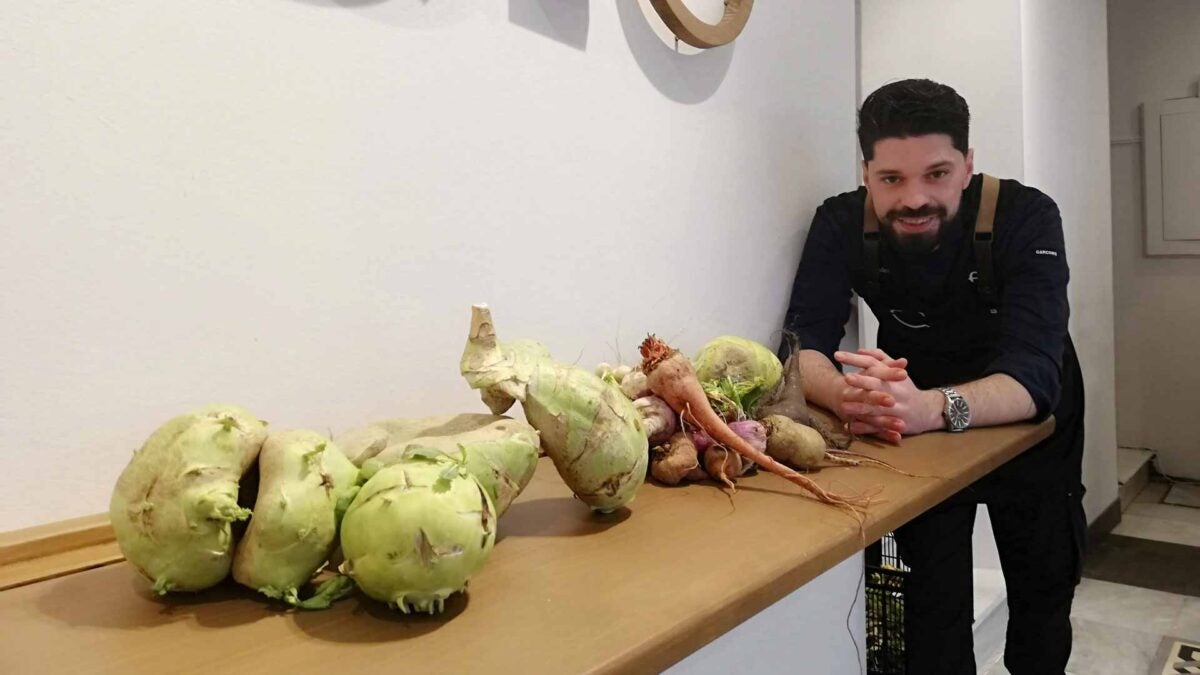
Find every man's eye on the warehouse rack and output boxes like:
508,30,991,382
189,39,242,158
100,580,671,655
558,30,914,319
881,176,900,185
928,170,949,179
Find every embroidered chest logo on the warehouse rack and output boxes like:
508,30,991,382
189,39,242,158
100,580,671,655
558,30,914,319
889,309,931,329
1035,249,1059,257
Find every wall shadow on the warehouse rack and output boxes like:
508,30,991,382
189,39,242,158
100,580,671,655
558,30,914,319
508,0,590,51
614,0,734,104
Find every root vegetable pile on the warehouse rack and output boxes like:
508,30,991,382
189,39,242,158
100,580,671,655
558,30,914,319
639,335,871,511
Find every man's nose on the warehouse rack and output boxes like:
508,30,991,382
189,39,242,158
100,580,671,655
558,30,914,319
899,187,931,211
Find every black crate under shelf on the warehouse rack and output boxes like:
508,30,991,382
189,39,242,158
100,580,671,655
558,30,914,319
865,532,908,675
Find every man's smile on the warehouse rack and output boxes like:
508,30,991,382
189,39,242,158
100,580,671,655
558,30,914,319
894,215,938,233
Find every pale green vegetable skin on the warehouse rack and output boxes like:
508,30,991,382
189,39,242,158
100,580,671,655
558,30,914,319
339,458,496,614
231,430,360,606
460,306,648,513
109,404,267,594
340,413,539,517
694,336,783,391
694,336,784,414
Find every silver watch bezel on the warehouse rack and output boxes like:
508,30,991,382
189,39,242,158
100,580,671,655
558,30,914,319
939,387,971,432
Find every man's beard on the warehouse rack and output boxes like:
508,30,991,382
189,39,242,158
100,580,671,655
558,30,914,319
881,204,953,255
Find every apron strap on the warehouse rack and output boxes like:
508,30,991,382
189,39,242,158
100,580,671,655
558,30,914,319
973,174,1000,303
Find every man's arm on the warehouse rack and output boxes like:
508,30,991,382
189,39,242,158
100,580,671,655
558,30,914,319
778,202,854,367
832,350,1038,437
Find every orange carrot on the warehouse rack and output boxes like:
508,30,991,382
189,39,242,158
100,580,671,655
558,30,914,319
640,335,871,512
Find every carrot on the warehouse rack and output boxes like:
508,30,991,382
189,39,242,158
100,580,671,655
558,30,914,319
639,335,871,512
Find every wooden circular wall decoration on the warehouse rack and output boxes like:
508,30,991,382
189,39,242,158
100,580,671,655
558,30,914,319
648,0,755,49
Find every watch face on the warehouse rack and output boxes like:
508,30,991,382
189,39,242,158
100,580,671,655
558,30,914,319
948,398,971,430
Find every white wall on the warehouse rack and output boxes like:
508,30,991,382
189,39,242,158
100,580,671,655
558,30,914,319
1107,0,1200,479
860,0,1026,180
0,3,859,531
1021,0,1117,520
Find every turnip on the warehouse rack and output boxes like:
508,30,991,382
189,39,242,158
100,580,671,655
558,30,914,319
690,420,764,482
696,429,761,488
633,395,677,445
338,413,538,517
109,404,267,594
339,453,496,614
231,430,360,608
762,414,826,469
461,305,648,513
728,419,767,453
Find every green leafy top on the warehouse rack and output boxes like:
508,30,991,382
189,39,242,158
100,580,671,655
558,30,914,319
701,376,768,421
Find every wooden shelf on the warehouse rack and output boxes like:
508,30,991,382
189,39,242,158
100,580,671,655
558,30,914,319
0,513,120,591
0,421,1051,674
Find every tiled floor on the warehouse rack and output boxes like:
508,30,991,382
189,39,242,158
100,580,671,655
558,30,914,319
1114,481,1200,548
980,479,1200,675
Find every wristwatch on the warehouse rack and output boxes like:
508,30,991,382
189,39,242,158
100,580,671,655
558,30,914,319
939,387,971,432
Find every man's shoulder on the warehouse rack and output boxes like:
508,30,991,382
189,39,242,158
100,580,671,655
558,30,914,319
814,185,868,228
990,176,1066,252
994,176,1059,219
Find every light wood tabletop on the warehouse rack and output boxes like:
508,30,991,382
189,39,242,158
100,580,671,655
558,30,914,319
0,420,1052,675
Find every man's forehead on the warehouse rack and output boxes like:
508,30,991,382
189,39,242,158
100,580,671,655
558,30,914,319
867,134,964,171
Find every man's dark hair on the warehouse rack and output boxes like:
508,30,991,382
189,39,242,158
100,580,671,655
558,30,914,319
857,79,970,162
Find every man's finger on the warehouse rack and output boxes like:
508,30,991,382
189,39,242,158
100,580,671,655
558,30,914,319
862,414,907,433
865,390,896,406
839,401,888,418
857,349,908,369
843,412,905,432
841,387,895,407
834,351,884,370
856,348,892,362
861,364,909,382
844,372,884,391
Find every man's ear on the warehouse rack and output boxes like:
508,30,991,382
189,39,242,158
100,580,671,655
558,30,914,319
964,148,975,187
861,160,870,188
